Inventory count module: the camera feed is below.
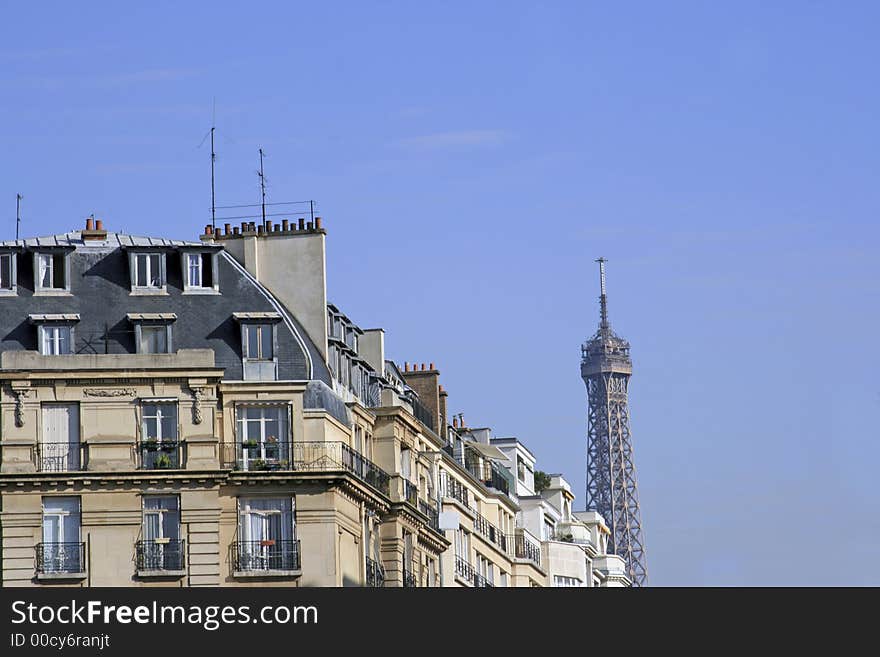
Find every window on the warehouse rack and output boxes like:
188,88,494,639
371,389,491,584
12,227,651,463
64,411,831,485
236,405,290,470
139,325,170,353
142,402,178,443
554,575,582,587
0,252,16,291
184,252,216,290
500,571,508,587
237,497,297,571
140,496,182,571
40,325,73,355
35,252,68,291
131,252,166,290
244,324,273,360
40,497,82,574
40,403,80,472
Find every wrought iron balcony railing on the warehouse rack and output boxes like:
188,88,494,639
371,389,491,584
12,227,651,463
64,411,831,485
418,500,440,531
403,479,418,506
135,539,186,572
36,442,85,472
473,571,494,588
473,512,508,553
402,569,417,588
509,533,542,568
455,555,475,584
138,440,182,470
36,542,86,574
222,441,391,497
365,557,385,587
233,540,301,572
441,477,470,508
408,395,435,432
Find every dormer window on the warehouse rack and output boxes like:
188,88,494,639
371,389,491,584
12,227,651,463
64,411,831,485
233,312,281,381
182,250,219,293
34,251,70,292
0,252,17,293
29,314,80,355
129,252,166,292
127,313,176,354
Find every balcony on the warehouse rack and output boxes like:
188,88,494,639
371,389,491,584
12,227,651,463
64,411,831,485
137,440,182,470
441,477,470,508
402,569,417,588
473,572,494,588
36,442,85,472
418,500,440,532
509,532,542,568
365,557,385,587
445,443,513,496
228,439,292,471
135,539,186,576
223,441,390,497
473,512,508,553
35,542,86,579
403,479,418,506
408,395,435,432
233,540,301,576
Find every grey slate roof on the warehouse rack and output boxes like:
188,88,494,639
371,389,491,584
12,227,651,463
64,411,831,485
0,231,331,384
0,230,206,249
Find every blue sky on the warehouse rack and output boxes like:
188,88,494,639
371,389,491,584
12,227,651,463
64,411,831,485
1,2,878,585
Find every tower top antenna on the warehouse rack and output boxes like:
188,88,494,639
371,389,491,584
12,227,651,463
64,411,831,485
596,257,609,332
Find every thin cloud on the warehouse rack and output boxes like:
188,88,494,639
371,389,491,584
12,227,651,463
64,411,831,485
397,129,510,150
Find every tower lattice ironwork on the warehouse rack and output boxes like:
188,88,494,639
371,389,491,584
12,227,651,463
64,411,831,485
581,258,648,586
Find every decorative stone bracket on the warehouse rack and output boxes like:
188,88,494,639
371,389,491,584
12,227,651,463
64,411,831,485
10,386,31,428
190,386,204,424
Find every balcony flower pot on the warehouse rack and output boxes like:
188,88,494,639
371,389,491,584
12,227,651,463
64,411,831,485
144,439,160,452
242,440,259,449
260,539,275,547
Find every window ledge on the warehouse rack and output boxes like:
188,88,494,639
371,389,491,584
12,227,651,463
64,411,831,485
36,571,87,581
0,289,18,296
182,288,220,295
33,290,72,297
233,569,301,579
136,569,186,578
130,289,169,296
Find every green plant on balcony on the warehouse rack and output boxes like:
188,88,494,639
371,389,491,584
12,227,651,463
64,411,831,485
143,437,159,452
154,453,173,469
242,439,259,449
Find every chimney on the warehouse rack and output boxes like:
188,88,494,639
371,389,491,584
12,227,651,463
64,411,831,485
266,220,273,232
298,218,305,230
233,226,240,235
315,217,322,229
282,219,290,231
453,417,458,428
224,223,231,236
402,363,441,434
438,384,448,441
82,216,108,241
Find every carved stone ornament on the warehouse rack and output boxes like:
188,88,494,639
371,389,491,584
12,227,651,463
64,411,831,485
13,388,30,428
83,388,136,397
191,386,204,424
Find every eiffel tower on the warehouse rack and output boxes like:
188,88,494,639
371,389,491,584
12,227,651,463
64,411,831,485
581,258,648,586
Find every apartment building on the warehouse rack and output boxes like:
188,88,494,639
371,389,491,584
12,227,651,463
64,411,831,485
0,216,629,588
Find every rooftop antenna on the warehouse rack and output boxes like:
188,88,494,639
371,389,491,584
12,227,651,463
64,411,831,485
596,257,609,333
258,148,267,226
198,99,218,232
15,194,22,241
210,101,216,233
